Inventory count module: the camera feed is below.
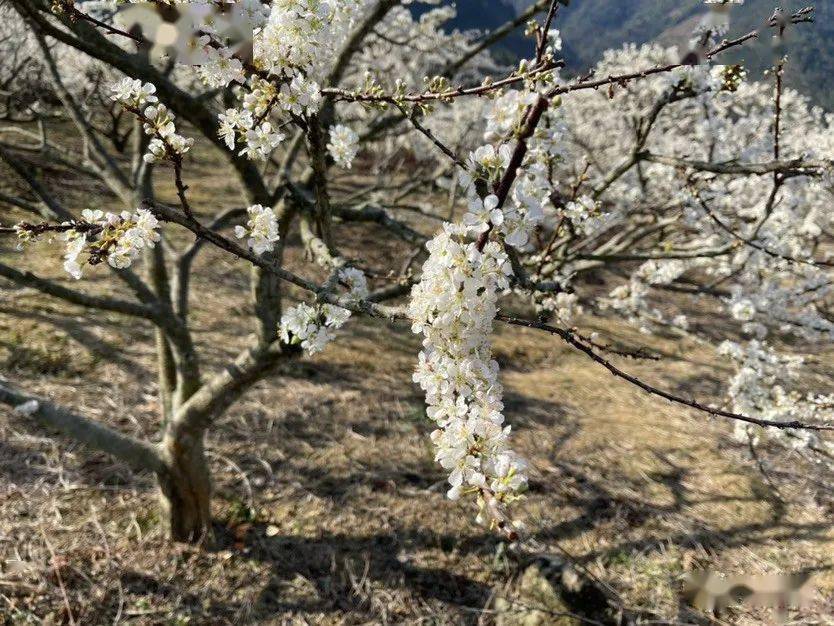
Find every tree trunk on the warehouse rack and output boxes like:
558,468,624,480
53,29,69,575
157,430,211,542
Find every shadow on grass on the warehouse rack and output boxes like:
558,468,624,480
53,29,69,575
0,304,153,379
225,524,498,616
57,440,834,625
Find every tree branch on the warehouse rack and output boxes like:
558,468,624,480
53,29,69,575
32,26,133,205
0,261,157,318
442,0,561,77
0,381,165,473
169,341,299,438
11,0,271,204
496,315,834,432
640,152,828,178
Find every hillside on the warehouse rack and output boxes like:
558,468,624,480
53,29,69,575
442,0,834,107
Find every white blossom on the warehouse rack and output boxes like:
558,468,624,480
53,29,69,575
110,78,158,108
234,204,280,255
470,143,512,176
218,108,254,150
409,208,526,526
62,208,161,279
63,232,87,280
327,124,359,169
240,122,285,160
279,268,369,355
110,80,193,162
463,194,503,234
547,28,562,52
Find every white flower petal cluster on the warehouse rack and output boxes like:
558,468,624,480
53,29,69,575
547,28,562,53
279,267,368,355
409,219,526,522
218,93,286,161
730,298,756,322
502,165,548,248
562,195,611,236
240,122,285,161
720,340,834,457
463,194,503,234
327,124,359,169
485,90,539,140
469,144,511,178
209,0,364,161
111,79,193,163
338,266,369,298
279,302,350,355
110,77,158,109
540,291,583,325
218,108,254,150
107,208,162,268
196,46,246,88
459,143,548,250
63,231,87,280
63,208,161,279
234,204,280,255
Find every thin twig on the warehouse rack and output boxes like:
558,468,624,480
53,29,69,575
496,314,834,432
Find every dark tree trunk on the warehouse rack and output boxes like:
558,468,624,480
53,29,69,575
157,430,211,542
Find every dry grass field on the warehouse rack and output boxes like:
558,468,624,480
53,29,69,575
1,136,833,625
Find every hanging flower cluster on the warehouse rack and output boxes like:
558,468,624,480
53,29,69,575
234,204,280,255
408,136,550,527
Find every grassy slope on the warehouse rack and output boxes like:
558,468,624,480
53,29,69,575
1,134,833,624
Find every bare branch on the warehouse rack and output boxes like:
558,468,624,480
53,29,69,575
145,200,405,320
0,261,158,317
496,315,834,433
442,0,560,77
640,152,829,178
333,203,427,246
0,381,165,473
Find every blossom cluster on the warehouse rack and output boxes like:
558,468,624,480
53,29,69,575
218,108,286,161
409,215,527,527
63,208,161,279
206,0,365,161
110,78,193,163
460,149,547,249
279,302,351,355
562,195,611,236
327,124,359,169
720,340,834,454
279,267,368,355
113,0,266,83
234,204,280,255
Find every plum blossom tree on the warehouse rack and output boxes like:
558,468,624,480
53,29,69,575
0,0,832,544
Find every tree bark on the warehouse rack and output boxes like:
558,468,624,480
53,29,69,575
157,430,212,542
